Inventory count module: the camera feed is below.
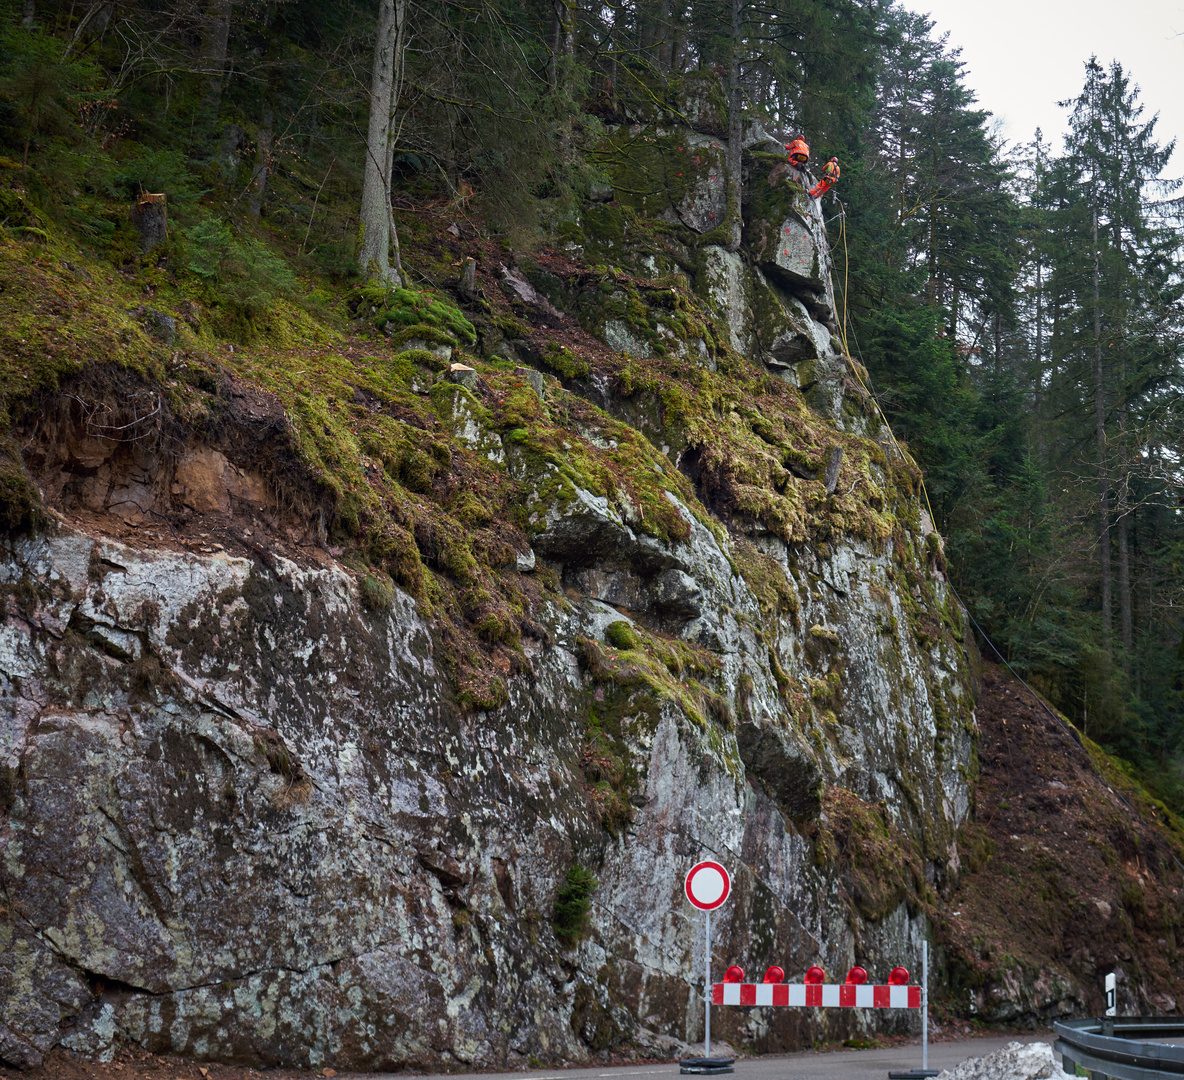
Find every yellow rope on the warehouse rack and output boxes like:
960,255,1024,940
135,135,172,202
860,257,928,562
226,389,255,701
838,211,851,360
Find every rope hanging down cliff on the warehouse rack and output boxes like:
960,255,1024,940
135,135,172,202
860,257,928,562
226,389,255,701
820,200,1184,881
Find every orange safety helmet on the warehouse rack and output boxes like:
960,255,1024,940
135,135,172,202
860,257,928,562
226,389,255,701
786,138,810,166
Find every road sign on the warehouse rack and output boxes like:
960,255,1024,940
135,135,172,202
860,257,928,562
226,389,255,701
682,861,732,1072
685,861,730,911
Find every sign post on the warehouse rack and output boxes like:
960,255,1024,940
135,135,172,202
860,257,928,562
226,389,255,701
683,862,732,1075
886,941,937,1080
1103,971,1117,1038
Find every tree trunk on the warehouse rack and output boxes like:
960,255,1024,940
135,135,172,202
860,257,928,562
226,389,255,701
1117,475,1132,658
993,309,1001,375
200,0,233,113
549,0,575,91
1033,134,1045,459
1034,252,1043,458
249,108,273,217
927,182,938,306
655,0,671,69
22,0,34,26
672,22,686,71
1093,208,1112,642
722,0,742,252
358,0,406,286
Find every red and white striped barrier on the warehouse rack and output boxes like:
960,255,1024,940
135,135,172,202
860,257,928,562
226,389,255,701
712,982,921,1009
679,861,934,1076
712,964,920,1010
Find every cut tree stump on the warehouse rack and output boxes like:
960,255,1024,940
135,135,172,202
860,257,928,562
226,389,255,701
130,190,168,253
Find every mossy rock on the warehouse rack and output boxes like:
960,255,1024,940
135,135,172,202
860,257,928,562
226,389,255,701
0,452,43,534
744,157,826,288
350,284,476,346
675,70,729,137
592,129,726,229
605,619,640,650
596,66,727,136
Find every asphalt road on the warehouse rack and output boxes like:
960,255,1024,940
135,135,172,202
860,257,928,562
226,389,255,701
369,1033,1058,1080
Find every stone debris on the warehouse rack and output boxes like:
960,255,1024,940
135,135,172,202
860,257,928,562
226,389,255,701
936,1041,1073,1080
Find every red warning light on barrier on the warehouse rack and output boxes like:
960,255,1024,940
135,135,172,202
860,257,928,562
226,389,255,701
763,966,785,984
845,966,867,985
724,965,745,983
889,967,910,986
805,966,825,984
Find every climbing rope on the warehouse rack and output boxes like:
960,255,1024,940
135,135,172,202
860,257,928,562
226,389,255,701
825,197,902,465
820,199,1184,880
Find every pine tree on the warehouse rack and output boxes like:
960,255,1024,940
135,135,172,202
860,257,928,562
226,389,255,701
1047,58,1177,655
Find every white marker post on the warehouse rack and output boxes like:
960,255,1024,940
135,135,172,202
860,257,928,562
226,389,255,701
684,861,731,1070
887,942,937,1080
922,939,929,1072
1105,972,1116,1017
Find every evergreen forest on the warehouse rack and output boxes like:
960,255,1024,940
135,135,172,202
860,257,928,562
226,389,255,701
2,0,1183,811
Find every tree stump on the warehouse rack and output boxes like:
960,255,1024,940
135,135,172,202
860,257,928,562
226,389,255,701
130,191,167,253
823,445,844,494
459,256,478,300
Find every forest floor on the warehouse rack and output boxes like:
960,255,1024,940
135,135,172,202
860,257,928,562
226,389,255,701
6,658,1178,1080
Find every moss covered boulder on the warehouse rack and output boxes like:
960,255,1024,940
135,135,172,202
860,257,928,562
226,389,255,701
745,158,830,294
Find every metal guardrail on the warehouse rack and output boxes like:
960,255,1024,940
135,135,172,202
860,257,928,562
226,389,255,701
1054,1017,1184,1079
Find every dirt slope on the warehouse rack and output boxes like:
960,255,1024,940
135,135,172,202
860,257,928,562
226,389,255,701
934,662,1184,1022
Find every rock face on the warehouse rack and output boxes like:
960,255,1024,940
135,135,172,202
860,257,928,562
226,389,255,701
1,494,969,1069
0,78,975,1071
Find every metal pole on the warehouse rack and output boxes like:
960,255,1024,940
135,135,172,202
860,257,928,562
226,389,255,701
705,909,711,1058
922,940,929,1073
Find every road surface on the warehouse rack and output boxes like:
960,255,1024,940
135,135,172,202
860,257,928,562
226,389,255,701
368,1033,1058,1080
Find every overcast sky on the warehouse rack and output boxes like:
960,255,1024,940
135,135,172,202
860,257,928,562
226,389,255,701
894,0,1184,166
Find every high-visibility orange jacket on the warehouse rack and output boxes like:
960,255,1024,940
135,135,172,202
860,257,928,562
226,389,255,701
786,138,810,166
809,158,840,198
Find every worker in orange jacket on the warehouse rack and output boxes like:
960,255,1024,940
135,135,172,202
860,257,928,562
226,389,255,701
809,157,840,199
785,138,810,167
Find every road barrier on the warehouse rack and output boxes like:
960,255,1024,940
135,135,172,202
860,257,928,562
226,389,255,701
712,953,935,1079
1054,1017,1184,1080
680,862,935,1078
712,966,921,1009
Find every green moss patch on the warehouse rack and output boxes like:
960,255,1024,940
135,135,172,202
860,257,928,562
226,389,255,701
577,626,726,733
808,786,934,923
0,441,44,533
350,283,476,345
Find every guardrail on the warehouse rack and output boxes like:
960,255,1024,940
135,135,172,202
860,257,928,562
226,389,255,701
1053,1017,1184,1079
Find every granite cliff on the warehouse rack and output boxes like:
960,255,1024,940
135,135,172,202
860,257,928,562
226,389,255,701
0,76,977,1070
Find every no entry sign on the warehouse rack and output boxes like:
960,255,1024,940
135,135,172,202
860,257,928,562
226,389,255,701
685,861,730,911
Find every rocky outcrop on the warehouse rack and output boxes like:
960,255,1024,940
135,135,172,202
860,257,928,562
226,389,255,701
1,483,968,1069
0,76,975,1071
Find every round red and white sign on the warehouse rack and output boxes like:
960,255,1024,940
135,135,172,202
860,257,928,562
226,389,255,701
685,861,730,910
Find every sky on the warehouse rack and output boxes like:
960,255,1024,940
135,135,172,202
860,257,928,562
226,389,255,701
895,0,1184,165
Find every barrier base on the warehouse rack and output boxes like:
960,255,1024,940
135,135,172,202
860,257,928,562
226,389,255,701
680,1057,734,1074
887,1071,939,1078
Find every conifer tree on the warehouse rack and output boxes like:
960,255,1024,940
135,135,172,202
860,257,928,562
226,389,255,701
1046,57,1177,657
